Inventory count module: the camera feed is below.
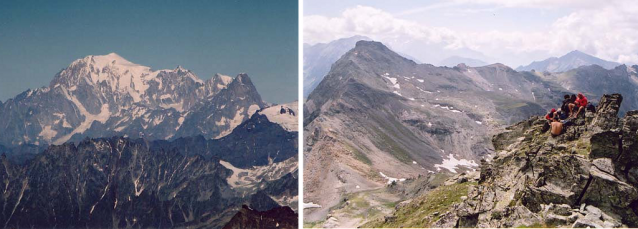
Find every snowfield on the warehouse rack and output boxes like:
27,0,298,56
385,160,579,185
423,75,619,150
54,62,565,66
258,101,298,132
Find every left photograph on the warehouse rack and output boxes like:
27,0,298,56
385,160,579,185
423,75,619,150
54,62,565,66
0,1,298,228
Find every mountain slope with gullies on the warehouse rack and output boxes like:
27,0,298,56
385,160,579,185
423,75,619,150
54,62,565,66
303,40,571,224
0,53,265,147
0,106,299,228
366,94,638,228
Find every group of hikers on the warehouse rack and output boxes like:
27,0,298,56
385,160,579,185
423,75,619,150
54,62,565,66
545,93,592,136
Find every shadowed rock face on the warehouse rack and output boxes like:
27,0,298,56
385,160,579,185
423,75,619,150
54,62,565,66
0,137,239,228
152,113,298,169
0,110,298,228
303,40,571,221
222,205,298,229
375,94,638,228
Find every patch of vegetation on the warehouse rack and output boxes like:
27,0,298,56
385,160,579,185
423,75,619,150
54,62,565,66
369,126,413,164
429,172,453,187
303,220,324,228
328,190,398,226
363,182,476,228
383,201,397,209
346,143,372,165
503,102,529,109
575,139,591,157
516,222,549,228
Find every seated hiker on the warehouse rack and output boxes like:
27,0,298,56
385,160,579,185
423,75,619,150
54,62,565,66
287,108,295,116
569,93,588,118
567,94,577,117
550,118,563,136
545,108,557,122
557,109,569,120
280,106,286,114
561,94,571,114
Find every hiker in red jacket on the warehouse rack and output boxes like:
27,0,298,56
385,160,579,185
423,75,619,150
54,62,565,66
545,108,557,122
569,93,588,118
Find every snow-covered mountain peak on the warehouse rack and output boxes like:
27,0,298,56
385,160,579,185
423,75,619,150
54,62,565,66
53,53,154,97
212,73,233,85
167,66,203,84
76,53,151,77
174,65,187,72
52,54,211,103
93,53,137,66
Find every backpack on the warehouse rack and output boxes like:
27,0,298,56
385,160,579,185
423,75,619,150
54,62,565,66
586,102,596,113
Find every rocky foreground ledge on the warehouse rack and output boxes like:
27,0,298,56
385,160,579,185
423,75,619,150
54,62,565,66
367,94,638,228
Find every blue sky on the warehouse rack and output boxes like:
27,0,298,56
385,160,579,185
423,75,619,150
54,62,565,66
0,0,298,104
304,0,638,67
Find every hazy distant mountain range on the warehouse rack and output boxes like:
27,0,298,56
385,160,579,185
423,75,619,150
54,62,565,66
517,50,621,72
438,56,489,67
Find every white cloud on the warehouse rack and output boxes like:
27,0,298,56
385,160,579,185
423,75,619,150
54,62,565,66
304,6,459,46
453,0,621,9
304,2,638,66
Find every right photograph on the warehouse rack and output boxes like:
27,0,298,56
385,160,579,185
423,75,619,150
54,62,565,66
302,1,638,228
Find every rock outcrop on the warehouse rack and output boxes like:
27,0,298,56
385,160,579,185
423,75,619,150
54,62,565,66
372,94,638,228
448,93,638,227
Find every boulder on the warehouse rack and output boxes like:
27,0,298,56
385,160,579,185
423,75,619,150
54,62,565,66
546,203,573,216
572,218,604,228
545,213,569,226
620,111,638,169
432,211,459,228
590,94,622,131
589,131,621,159
592,158,615,175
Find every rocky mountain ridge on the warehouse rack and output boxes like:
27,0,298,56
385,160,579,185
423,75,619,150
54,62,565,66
0,109,299,228
304,35,372,97
367,94,638,228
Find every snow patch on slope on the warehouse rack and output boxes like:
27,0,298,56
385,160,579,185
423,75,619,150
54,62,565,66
434,154,478,173
379,172,406,184
384,76,400,89
219,157,297,190
304,202,322,209
39,125,57,141
258,101,298,132
55,88,111,144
